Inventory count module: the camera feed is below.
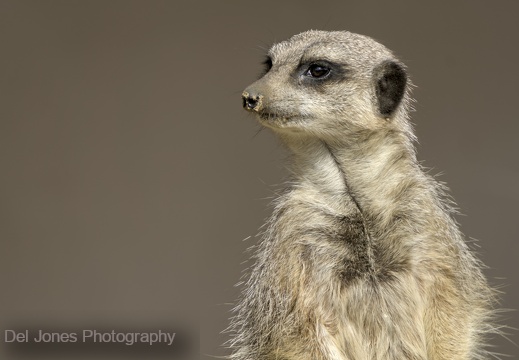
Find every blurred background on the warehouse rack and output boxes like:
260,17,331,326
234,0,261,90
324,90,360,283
0,1,517,359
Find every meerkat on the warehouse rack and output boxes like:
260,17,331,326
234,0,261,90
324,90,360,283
229,30,497,360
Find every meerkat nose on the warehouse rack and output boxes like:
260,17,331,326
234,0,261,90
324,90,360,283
242,91,263,112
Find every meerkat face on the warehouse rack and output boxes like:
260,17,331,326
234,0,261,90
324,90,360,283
242,30,408,139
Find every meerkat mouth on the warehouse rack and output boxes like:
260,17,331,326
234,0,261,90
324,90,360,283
258,111,297,124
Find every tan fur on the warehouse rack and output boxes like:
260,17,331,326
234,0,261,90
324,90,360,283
229,30,497,360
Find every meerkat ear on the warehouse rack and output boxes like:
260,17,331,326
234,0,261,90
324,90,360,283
374,60,407,118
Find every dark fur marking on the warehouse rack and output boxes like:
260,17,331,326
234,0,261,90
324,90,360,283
336,216,372,282
374,61,407,117
257,56,273,79
263,57,273,73
334,215,411,283
295,59,349,91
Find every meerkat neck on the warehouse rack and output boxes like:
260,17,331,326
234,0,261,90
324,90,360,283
332,129,423,226
280,126,426,227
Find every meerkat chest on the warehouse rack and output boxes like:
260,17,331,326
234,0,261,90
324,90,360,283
272,189,410,283
264,203,426,359
257,197,357,304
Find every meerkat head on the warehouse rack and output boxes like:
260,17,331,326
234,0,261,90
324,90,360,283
242,30,410,140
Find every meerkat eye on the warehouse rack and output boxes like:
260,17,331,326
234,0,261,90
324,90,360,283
305,64,330,78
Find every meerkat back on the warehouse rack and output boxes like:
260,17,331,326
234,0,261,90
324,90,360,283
229,30,496,360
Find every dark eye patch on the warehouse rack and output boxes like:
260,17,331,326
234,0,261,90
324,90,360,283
263,57,273,74
297,59,348,85
305,64,331,78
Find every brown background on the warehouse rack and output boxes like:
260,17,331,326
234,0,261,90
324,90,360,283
0,1,517,359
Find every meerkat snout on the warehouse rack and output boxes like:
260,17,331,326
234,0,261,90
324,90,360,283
242,91,263,112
